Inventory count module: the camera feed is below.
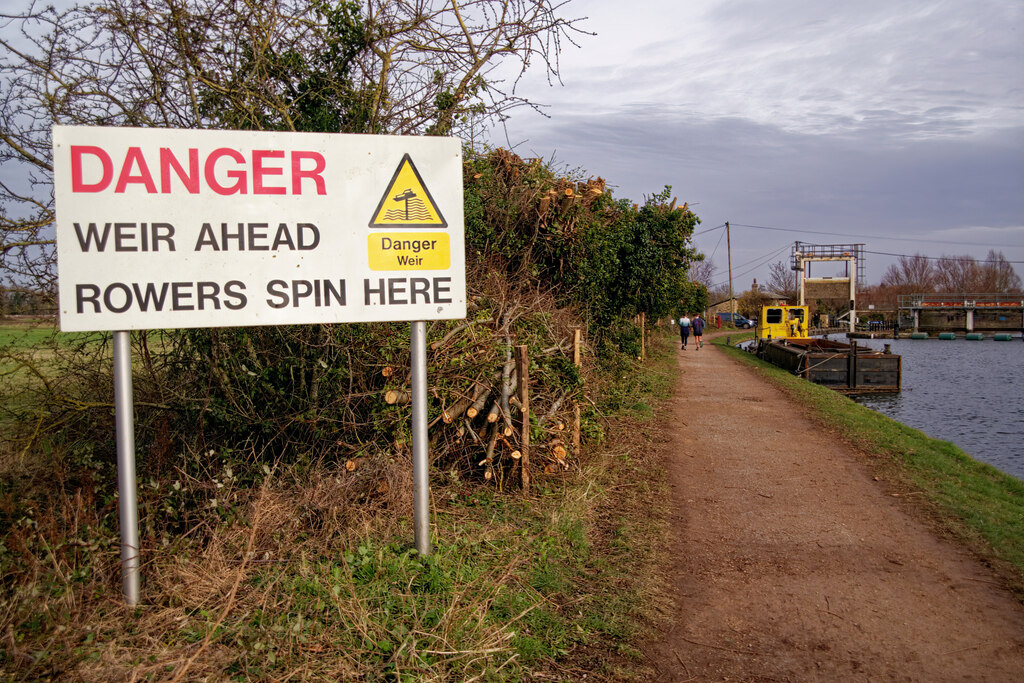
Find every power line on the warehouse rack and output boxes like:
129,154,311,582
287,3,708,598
706,225,727,263
694,222,727,236
863,249,1024,265
729,222,1023,250
709,243,791,289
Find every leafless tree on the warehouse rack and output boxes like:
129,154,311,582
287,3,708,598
0,0,587,295
934,254,983,293
689,258,715,289
879,254,937,294
978,250,1022,293
932,251,1022,293
766,260,796,301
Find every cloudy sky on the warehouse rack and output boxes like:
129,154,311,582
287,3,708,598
493,0,1024,290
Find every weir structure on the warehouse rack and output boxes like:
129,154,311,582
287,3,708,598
791,242,866,333
898,294,1024,334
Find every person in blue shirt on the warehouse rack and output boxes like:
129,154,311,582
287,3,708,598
692,314,705,349
679,314,691,349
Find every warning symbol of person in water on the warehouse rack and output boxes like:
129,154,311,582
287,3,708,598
368,154,448,229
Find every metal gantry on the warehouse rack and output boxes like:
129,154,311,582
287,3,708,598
791,242,865,332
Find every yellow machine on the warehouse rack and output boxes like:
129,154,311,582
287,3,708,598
758,305,809,339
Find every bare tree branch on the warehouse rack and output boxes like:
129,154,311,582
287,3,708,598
1,0,587,300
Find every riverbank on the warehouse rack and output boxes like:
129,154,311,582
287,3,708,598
715,333,1024,585
643,330,1024,680
3,324,1022,679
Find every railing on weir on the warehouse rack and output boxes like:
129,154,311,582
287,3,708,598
897,293,1024,309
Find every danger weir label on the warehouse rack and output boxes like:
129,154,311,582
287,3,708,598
53,126,466,331
367,233,451,271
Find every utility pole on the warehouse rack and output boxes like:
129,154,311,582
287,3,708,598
726,221,735,314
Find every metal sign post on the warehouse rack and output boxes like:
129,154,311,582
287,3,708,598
113,331,141,605
410,321,431,555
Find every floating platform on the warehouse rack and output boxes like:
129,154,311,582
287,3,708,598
756,338,901,393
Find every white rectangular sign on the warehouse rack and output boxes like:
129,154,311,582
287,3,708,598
53,126,466,331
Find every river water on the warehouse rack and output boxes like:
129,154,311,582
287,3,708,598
849,336,1024,481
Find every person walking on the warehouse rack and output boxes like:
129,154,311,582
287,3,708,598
679,314,691,350
692,314,705,349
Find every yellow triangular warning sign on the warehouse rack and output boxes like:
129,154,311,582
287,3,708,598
369,154,447,229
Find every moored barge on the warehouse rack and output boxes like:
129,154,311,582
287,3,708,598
754,305,901,393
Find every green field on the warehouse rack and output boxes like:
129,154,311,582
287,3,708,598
0,319,61,348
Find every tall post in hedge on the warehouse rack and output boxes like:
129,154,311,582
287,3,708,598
515,345,530,493
640,312,646,360
572,328,582,456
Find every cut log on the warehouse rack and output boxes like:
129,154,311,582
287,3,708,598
500,343,513,421
385,389,411,405
483,423,500,475
442,385,479,423
381,366,394,378
467,389,490,419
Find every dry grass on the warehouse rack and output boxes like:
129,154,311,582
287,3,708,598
1,447,546,680
0,332,679,682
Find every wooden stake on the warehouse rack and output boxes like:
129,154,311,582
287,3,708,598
640,312,646,361
572,328,582,456
515,344,531,493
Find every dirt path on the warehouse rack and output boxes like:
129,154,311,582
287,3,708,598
648,335,1024,682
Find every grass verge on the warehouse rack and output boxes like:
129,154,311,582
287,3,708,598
0,332,679,681
713,334,1024,597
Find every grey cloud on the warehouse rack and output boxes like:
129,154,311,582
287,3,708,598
505,105,1024,282
499,0,1024,283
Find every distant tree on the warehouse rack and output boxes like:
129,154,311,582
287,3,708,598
766,260,797,302
738,289,772,318
935,255,983,293
703,278,734,305
978,250,1023,293
689,259,715,290
880,254,937,293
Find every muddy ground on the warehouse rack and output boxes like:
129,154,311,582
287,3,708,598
646,335,1024,682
